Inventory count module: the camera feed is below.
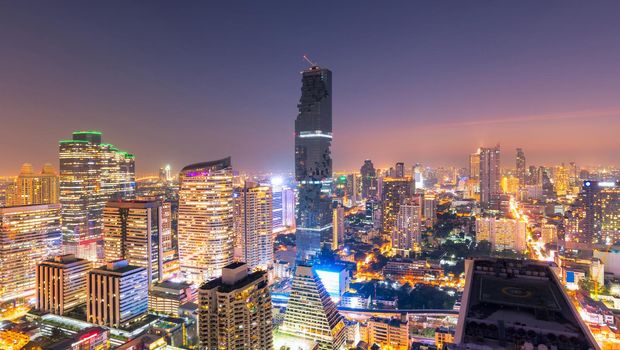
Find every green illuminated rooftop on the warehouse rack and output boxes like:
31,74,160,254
72,130,102,135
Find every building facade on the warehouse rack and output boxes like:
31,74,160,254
6,163,59,206
479,145,501,211
37,254,91,315
178,158,234,284
59,131,135,261
103,200,172,284
86,260,148,328
279,265,346,350
238,182,273,271
295,65,333,262
198,262,272,350
0,204,62,302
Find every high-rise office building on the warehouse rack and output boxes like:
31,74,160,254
332,204,345,250
295,65,333,262
6,163,59,206
238,182,273,271
86,260,148,328
178,158,234,284
361,160,377,200
103,200,172,283
479,145,501,210
381,177,413,235
469,151,480,180
198,262,272,350
391,199,421,254
59,131,135,261
36,254,91,315
395,162,405,178
0,204,61,302
279,265,346,350
516,148,526,189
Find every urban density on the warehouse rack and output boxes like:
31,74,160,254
1,2,619,350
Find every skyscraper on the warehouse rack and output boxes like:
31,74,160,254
579,180,620,244
516,148,526,189
238,182,273,271
178,157,234,284
103,200,172,283
294,65,333,262
360,159,377,200
391,199,422,255
395,162,405,178
59,131,135,261
332,203,345,250
381,177,413,235
0,204,62,302
469,151,480,180
422,193,437,227
198,262,273,350
279,265,346,350
479,145,501,211
36,254,91,315
6,163,59,206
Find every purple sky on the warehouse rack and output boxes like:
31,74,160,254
1,1,619,175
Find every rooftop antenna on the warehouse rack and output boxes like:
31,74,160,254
303,54,317,67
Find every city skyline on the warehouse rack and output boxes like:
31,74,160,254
2,1,620,176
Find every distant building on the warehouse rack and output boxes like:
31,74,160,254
382,259,442,280
381,177,413,235
6,163,59,206
86,260,148,328
395,162,405,178
178,157,234,284
541,223,558,245
422,193,437,227
340,291,371,309
0,204,62,302
453,258,598,349
367,316,409,350
475,217,527,252
469,151,480,180
332,204,345,250
391,200,422,254
37,254,91,315
515,148,526,189
360,160,377,200
198,262,272,350
478,145,500,211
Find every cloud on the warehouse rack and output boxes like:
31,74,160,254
432,108,620,128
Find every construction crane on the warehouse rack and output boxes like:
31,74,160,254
303,54,318,67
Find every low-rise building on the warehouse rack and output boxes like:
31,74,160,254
367,316,409,350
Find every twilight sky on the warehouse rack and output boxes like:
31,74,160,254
1,1,620,176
